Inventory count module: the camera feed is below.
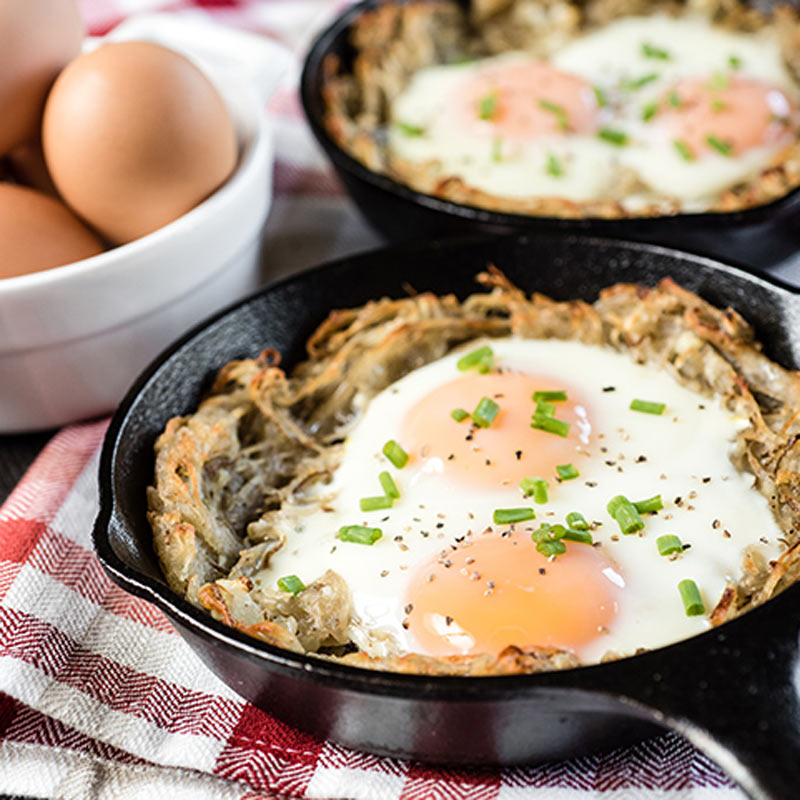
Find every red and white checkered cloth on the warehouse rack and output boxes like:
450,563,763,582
0,1,750,797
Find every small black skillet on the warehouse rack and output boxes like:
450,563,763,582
300,0,800,273
93,234,800,800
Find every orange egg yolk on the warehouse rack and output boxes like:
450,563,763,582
406,530,621,657
399,371,591,490
453,60,598,139
663,76,795,156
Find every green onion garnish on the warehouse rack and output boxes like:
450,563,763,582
598,128,629,146
709,72,729,90
451,408,470,422
533,390,567,402
538,98,570,130
382,439,409,468
607,494,644,535
642,42,670,60
360,495,393,512
491,136,503,163
493,507,535,525
642,101,659,122
535,401,556,417
711,98,727,112
395,121,425,137
457,345,494,372
472,396,500,428
673,140,694,162
706,134,732,156
728,54,742,70
531,413,570,437
630,398,665,415
623,73,659,91
520,477,549,504
593,85,608,108
556,463,579,481
379,470,400,499
532,522,564,543
478,91,498,120
668,90,681,108
678,578,705,616
537,540,567,557
566,511,589,530
634,494,663,513
546,153,563,177
562,528,593,544
277,574,305,595
338,525,383,545
657,534,683,556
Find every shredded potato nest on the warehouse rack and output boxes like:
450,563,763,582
320,0,800,218
147,270,800,675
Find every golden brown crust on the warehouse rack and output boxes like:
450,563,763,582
320,0,800,218
148,272,800,674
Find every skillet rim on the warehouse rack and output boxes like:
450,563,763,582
299,0,800,232
92,230,800,699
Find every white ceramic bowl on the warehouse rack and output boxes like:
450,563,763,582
0,17,288,432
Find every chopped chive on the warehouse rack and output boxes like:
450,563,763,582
709,72,729,90
394,121,425,137
673,139,694,162
642,101,659,122
556,463,580,481
379,470,400,499
630,398,665,415
538,98,569,130
593,85,608,108
360,495,393,512
678,578,705,616
562,528,593,544
478,90,498,120
566,511,589,530
607,494,644,535
520,477,549,504
382,439,409,468
711,98,727,112
277,574,305,595
728,54,742,70
668,90,681,108
531,413,570,437
623,73,659,91
546,153,563,177
491,136,503,163
473,396,500,428
537,539,567,557
634,494,663,513
706,134,732,156
657,534,683,556
451,408,470,422
642,42,670,60
338,525,382,545
535,401,556,417
598,128,629,146
533,390,567,403
531,522,564,543
457,345,494,372
493,507,535,525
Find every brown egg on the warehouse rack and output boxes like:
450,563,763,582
0,0,83,157
42,41,238,244
0,183,105,279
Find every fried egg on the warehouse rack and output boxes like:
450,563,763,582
263,338,784,664
388,14,799,209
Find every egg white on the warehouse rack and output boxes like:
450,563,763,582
262,338,784,664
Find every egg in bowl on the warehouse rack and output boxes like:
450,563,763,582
321,0,800,218
146,269,800,675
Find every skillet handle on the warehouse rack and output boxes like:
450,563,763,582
588,584,800,800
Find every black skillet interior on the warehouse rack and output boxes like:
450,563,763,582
94,234,800,800
300,0,800,273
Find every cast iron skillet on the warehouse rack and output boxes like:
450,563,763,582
300,0,800,272
94,234,800,800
